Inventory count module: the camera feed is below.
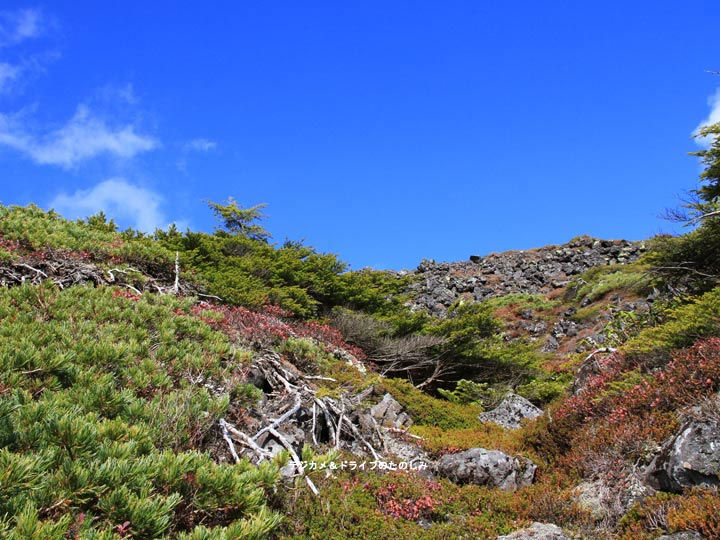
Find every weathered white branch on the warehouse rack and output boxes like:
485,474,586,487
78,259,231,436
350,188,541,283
220,418,272,459
219,419,241,463
313,398,336,443
268,427,319,496
173,251,180,294
311,402,318,446
253,393,302,441
14,263,48,278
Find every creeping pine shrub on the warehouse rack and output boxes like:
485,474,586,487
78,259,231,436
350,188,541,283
0,284,283,539
623,286,720,359
572,264,652,303
275,469,520,540
0,204,174,266
482,292,559,314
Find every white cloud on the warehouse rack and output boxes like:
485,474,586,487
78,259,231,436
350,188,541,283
0,104,158,168
186,138,217,152
0,8,42,47
693,88,720,147
0,62,20,92
50,178,166,232
0,8,46,92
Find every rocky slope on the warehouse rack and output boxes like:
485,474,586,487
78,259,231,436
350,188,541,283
406,236,645,316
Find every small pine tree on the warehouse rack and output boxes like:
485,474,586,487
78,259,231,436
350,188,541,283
207,198,271,242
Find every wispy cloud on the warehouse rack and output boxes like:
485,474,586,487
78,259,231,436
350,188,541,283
50,178,167,232
0,8,49,93
0,104,158,168
0,62,20,92
0,8,42,47
185,138,217,152
693,88,720,147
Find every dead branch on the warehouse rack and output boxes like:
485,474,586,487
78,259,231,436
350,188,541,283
267,427,319,496
14,263,48,278
313,398,337,443
311,402,318,446
253,392,302,441
173,251,180,294
219,418,272,461
322,397,381,460
334,401,345,450
219,418,242,463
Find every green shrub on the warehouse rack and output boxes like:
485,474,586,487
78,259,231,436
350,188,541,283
573,264,652,303
378,378,482,430
623,287,720,358
483,293,559,314
0,283,282,538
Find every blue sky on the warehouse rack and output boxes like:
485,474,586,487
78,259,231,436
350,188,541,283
1,2,719,270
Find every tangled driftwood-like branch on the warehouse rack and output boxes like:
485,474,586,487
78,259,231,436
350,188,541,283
218,350,391,495
0,249,201,295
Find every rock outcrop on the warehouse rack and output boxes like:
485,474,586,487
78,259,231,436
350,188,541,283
497,522,570,540
408,236,645,317
645,402,720,493
437,448,536,491
478,393,543,429
370,393,413,428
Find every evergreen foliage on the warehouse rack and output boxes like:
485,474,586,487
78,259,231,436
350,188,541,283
647,121,720,290
0,284,282,539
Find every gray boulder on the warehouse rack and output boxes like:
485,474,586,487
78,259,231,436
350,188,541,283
655,533,703,540
370,393,412,428
437,448,536,491
645,410,720,493
497,522,569,539
479,393,543,429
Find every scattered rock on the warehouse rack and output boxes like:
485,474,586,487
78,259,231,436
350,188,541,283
573,480,613,522
370,393,413,428
408,237,645,317
478,393,543,429
437,448,536,491
655,533,703,540
496,522,569,539
572,476,651,523
644,403,720,493
543,335,560,352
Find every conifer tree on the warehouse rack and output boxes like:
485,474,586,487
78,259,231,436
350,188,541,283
207,198,271,242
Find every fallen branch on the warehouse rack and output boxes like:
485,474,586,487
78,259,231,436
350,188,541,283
219,419,241,463
253,393,302,441
220,418,272,460
313,398,336,443
268,427,319,496
14,262,48,278
323,397,381,460
311,402,318,446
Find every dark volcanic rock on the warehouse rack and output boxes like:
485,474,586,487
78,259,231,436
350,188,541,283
478,393,543,429
408,237,645,317
437,448,536,491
